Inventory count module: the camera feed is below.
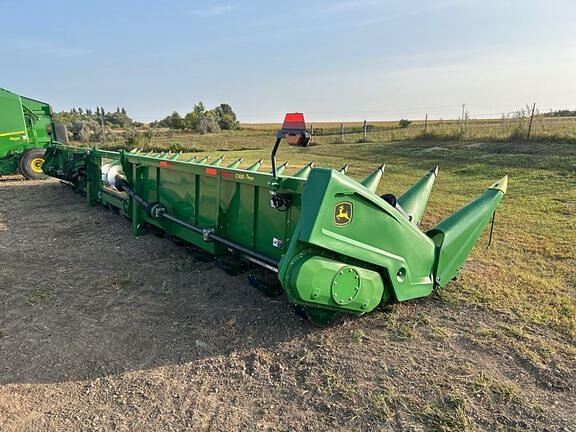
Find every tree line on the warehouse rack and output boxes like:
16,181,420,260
55,107,136,129
542,109,576,117
150,102,239,133
53,102,240,143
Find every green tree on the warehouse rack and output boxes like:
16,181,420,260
104,110,133,128
167,111,185,130
153,102,239,132
219,113,239,130
183,102,206,131
198,111,221,134
210,103,239,130
399,119,412,128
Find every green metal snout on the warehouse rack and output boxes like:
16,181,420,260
428,175,508,286
279,167,508,317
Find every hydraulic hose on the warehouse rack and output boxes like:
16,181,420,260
115,177,279,269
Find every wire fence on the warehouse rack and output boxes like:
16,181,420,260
71,104,576,152
306,112,576,144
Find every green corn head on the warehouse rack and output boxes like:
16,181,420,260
42,114,507,326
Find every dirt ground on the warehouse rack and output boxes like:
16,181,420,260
0,175,574,431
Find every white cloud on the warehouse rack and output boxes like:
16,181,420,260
190,4,236,17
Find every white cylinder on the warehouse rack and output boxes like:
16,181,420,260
101,162,124,189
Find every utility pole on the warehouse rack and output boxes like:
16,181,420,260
340,123,344,143
362,120,367,142
527,102,536,141
424,114,428,133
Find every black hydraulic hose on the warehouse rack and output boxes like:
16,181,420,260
209,232,278,268
161,212,203,235
118,179,149,209
116,177,279,268
270,136,282,183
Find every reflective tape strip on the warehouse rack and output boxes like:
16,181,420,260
0,130,26,137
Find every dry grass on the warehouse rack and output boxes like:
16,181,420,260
77,115,576,153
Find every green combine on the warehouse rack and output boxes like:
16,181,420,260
0,88,67,179
42,113,507,326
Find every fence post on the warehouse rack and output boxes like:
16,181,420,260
340,123,344,143
424,114,428,133
362,120,367,142
527,102,536,141
310,124,314,143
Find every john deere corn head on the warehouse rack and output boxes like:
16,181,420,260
42,114,507,325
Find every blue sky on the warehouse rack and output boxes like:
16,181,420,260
1,0,575,122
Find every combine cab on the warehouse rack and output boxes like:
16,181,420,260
0,88,67,179
42,113,507,325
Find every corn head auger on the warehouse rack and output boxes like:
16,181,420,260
42,113,507,326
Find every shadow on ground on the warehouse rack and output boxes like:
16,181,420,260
0,179,311,385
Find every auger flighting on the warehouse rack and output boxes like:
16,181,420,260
42,113,507,326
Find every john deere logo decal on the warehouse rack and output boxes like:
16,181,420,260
334,201,353,226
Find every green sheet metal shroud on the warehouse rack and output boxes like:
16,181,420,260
42,114,507,325
0,88,69,178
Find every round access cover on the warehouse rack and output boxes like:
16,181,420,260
331,267,360,305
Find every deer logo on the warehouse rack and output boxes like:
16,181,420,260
334,202,353,226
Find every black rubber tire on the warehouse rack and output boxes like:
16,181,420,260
19,149,47,180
